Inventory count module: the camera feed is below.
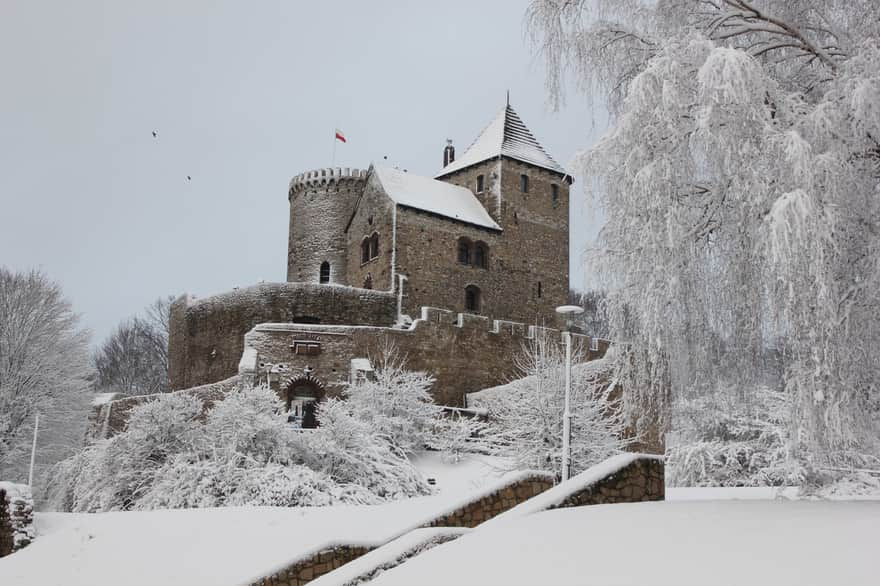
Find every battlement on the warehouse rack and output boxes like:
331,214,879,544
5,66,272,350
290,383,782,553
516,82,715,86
289,167,369,193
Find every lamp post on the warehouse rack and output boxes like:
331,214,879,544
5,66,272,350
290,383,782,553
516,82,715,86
555,304,584,482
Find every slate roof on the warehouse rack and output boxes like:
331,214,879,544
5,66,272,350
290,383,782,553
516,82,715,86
434,104,567,178
373,166,501,231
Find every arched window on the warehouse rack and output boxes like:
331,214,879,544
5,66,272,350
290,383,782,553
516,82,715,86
369,232,380,259
361,238,370,264
465,285,481,312
319,261,330,284
473,241,489,269
363,273,373,290
457,237,472,265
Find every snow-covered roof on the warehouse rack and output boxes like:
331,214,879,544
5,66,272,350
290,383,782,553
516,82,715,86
435,104,567,178
373,166,501,231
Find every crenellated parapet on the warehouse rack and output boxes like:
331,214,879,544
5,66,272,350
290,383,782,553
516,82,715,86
289,167,369,197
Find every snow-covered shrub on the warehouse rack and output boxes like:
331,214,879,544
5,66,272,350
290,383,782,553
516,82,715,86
344,341,439,455
46,392,203,511
48,383,432,511
667,385,794,487
299,398,433,499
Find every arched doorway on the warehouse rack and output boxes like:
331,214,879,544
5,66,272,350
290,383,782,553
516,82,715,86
284,376,323,429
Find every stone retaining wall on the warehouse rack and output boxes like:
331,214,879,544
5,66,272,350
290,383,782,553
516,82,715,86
255,546,372,586
422,474,555,528
0,483,34,557
87,375,241,440
549,457,664,508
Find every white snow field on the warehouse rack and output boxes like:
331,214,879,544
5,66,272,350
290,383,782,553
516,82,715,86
367,500,880,586
0,454,516,586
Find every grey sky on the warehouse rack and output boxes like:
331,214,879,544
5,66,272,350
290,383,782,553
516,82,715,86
0,0,605,344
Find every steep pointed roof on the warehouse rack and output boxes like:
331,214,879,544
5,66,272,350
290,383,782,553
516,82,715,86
435,104,567,178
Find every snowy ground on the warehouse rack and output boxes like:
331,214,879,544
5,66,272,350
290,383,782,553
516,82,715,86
0,454,512,586
2,454,877,586
367,500,880,586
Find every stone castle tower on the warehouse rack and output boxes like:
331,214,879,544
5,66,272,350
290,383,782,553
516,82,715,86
283,103,572,327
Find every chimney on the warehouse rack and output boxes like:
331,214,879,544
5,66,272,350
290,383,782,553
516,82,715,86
443,139,455,168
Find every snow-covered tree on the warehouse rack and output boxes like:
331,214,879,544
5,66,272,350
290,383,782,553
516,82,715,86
343,340,439,455
0,268,93,483
476,332,630,476
667,384,794,487
93,296,174,396
527,0,880,473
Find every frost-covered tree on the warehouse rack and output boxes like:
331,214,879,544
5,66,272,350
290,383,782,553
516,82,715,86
344,340,439,455
0,268,93,483
476,332,630,476
527,0,880,473
93,296,174,396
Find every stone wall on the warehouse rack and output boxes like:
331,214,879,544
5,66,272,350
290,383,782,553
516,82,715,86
0,486,10,557
88,376,241,440
254,546,372,586
243,307,605,407
0,482,34,557
422,473,554,529
547,457,665,508
168,283,397,390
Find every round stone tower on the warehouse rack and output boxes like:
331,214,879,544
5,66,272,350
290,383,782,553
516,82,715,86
287,167,368,285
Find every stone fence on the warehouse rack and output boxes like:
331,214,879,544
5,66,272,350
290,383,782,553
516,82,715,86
0,482,34,557
87,375,241,440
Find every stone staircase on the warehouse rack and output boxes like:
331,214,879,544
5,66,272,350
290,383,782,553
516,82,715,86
251,454,663,586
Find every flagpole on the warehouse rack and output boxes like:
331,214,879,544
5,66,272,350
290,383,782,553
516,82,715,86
332,134,337,168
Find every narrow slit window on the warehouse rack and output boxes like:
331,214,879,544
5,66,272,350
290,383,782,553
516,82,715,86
520,174,529,193
476,174,485,193
319,261,330,284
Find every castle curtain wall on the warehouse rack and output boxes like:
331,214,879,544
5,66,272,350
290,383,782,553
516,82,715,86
168,283,397,390
243,308,606,407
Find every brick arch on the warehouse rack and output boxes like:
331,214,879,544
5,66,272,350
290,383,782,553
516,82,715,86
283,374,326,429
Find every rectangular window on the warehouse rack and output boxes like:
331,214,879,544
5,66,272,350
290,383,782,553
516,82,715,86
551,183,559,202
476,174,484,193
520,174,529,193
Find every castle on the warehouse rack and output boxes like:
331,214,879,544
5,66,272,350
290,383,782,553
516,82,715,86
158,103,604,426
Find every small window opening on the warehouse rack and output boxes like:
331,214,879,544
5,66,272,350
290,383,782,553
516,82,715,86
520,174,529,193
551,184,559,202
363,273,373,290
369,233,379,259
474,242,489,269
465,285,481,312
537,281,542,298
361,238,370,263
457,238,471,265
319,261,330,284
476,174,485,193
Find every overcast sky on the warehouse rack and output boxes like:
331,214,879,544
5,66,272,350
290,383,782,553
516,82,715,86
0,0,606,344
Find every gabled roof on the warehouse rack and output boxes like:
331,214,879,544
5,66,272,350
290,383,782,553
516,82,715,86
373,166,501,231
435,104,567,178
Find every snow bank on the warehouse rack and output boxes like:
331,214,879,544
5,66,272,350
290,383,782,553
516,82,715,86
369,501,880,586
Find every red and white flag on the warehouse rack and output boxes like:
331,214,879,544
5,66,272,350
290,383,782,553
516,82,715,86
335,128,346,143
